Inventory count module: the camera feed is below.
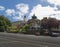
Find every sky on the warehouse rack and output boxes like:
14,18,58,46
0,0,60,22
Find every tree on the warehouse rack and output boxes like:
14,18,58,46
41,17,48,29
41,17,59,35
7,25,18,33
20,24,30,33
47,18,59,28
0,15,12,32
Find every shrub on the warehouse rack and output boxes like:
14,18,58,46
19,24,30,33
40,29,46,35
7,26,18,33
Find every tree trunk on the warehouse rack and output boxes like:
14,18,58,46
48,28,52,36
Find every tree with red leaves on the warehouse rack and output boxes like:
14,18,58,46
41,17,59,35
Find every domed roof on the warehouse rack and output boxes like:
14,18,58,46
27,14,40,25
32,14,37,19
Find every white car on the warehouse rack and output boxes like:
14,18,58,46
51,32,58,37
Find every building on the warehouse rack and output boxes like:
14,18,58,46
12,15,27,29
26,14,41,34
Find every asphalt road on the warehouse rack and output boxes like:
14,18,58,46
0,32,60,47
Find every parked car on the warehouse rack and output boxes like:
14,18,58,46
35,31,40,36
44,31,49,35
51,32,58,37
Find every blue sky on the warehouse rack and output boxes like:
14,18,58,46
0,0,60,22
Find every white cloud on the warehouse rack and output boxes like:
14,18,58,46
29,4,60,20
47,0,60,6
16,3,29,14
5,3,29,21
5,9,15,16
0,6,5,10
50,11,60,20
12,11,23,20
13,16,23,21
11,3,29,20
